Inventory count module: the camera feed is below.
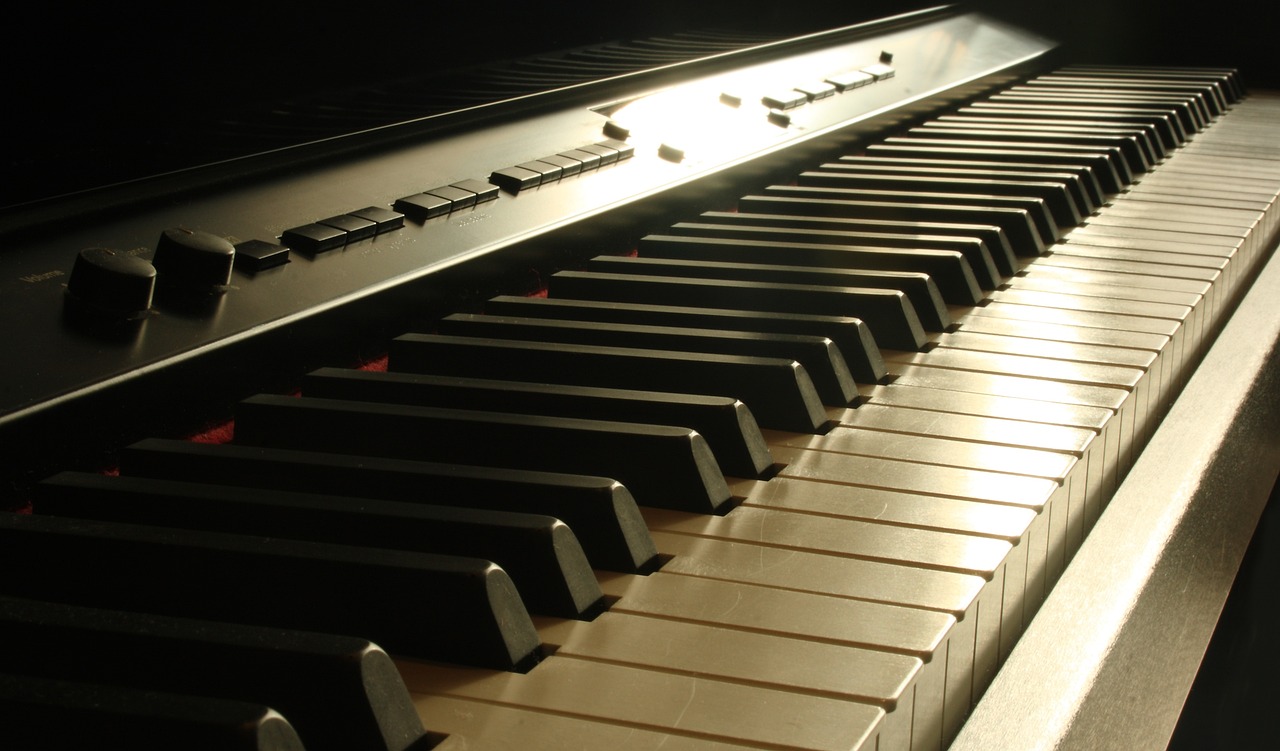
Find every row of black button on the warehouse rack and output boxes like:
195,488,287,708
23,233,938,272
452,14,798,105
489,139,635,194
759,61,896,113
270,206,407,265
392,179,500,222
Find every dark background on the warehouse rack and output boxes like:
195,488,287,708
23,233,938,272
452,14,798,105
4,1,1275,208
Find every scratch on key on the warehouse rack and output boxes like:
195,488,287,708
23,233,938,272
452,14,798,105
672,681,697,728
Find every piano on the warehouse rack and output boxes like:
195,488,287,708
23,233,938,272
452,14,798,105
1,3,1277,749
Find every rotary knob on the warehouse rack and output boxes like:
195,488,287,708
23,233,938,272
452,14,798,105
65,247,157,319
153,228,235,294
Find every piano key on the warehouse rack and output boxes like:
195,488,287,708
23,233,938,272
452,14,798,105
783,179,1061,245
640,232,979,305
748,187,1047,256
0,513,542,670
856,149,1108,210
581,252,953,331
0,673,305,751
647,529,1002,702
992,90,1206,133
34,472,606,620
876,138,1128,194
482,293,888,384
958,104,1184,153
829,157,1096,216
599,571,964,744
645,503,1015,579
548,268,928,351
302,367,775,478
799,169,1082,229
537,611,929,748
436,311,860,406
0,596,426,751
928,117,1165,164
416,694,765,751
693,208,1010,287
1022,76,1225,117
1056,65,1243,103
769,423,1077,482
120,438,660,573
389,333,830,433
232,394,733,514
402,656,887,751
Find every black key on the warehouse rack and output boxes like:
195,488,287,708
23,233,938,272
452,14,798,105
438,311,859,406
303,367,775,478
390,334,830,433
913,122,1153,174
747,187,1046,257
877,137,1130,193
828,157,1095,218
933,114,1166,162
36,472,605,620
483,294,887,384
550,267,927,352
841,153,1104,216
121,439,659,574
0,513,541,671
0,673,305,751
785,177,1060,245
234,395,733,514
0,595,425,751
653,223,981,305
959,104,1184,152
799,169,1082,229
582,254,950,332
1055,65,1242,105
703,207,1017,278
982,95,1195,144
988,91,1203,137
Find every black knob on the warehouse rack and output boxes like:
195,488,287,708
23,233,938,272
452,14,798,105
66,248,157,319
153,228,235,293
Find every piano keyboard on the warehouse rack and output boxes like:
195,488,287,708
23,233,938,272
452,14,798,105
3,10,1279,751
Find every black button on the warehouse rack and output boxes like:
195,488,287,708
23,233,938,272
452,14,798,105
824,70,873,92
489,166,543,193
795,82,836,101
761,91,806,110
861,63,895,80
281,223,347,253
598,139,635,160
517,161,562,183
537,154,583,177
450,179,499,203
576,144,618,166
393,193,450,221
658,143,685,162
767,109,791,127
233,240,290,272
349,206,405,234
603,120,631,139
558,149,601,171
318,215,377,243
425,185,478,209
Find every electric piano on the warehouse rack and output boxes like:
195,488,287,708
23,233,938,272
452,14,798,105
2,4,1278,750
